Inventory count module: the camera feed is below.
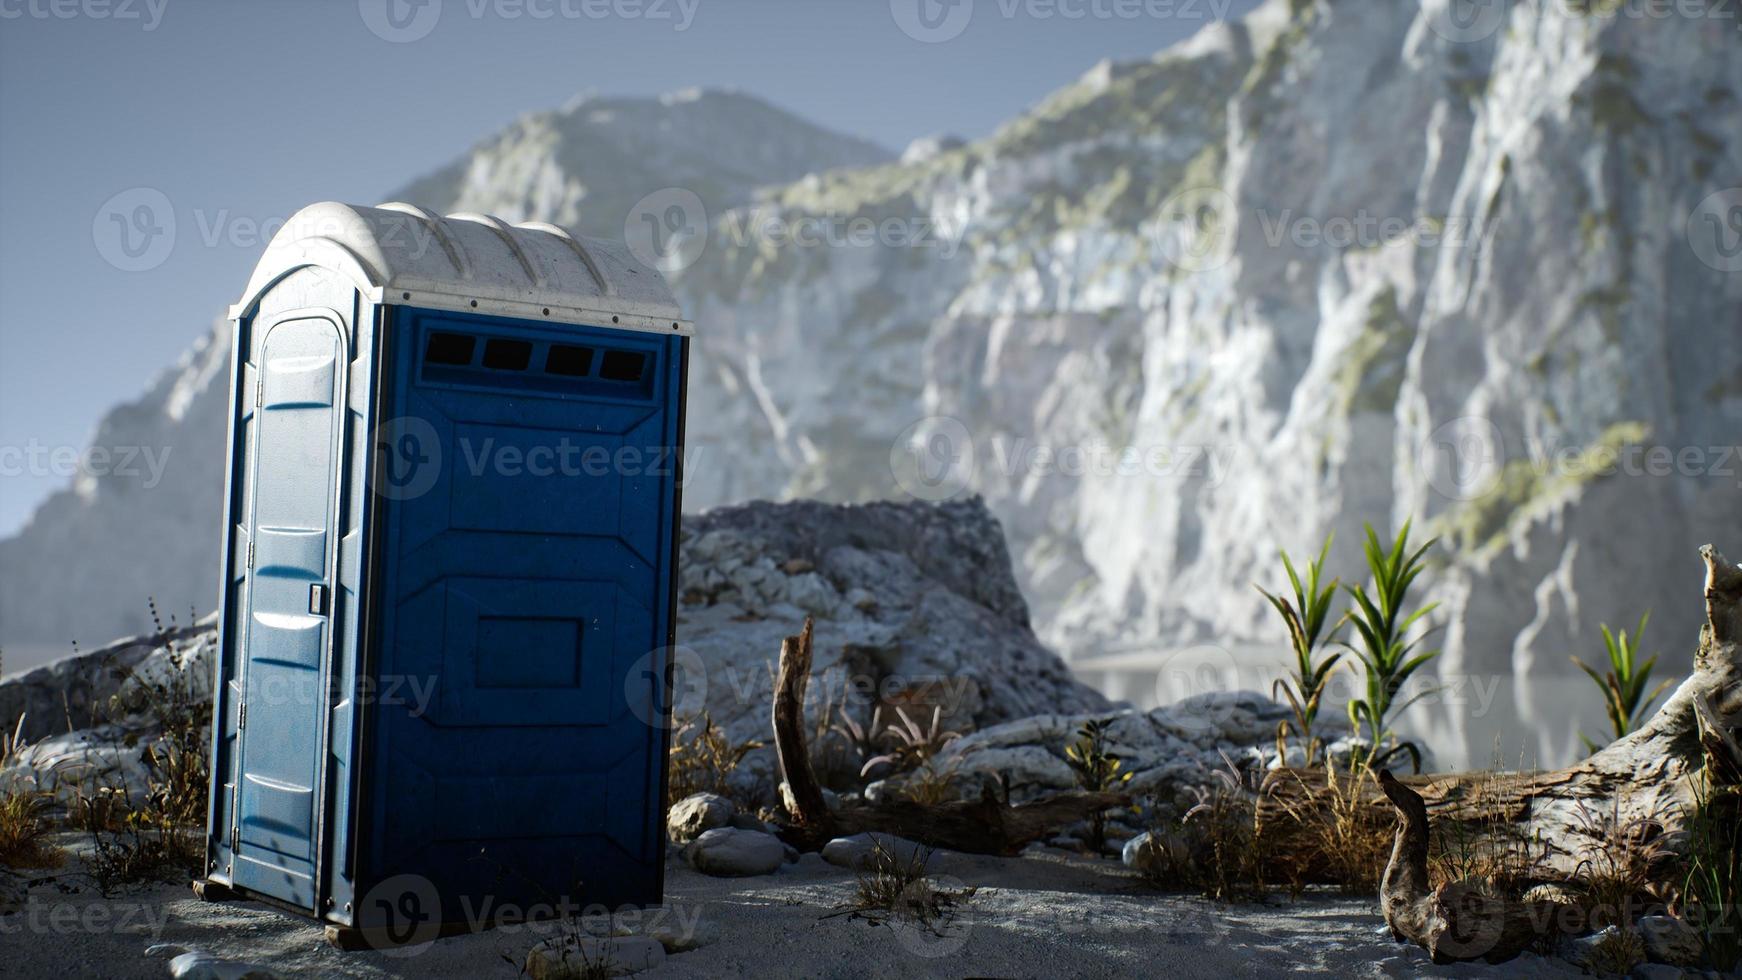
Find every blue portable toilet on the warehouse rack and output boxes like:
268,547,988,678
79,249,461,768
201,202,690,943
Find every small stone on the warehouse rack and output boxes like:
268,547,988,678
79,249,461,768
166,951,288,980
647,919,715,953
667,793,735,845
779,558,814,575
526,936,665,978
681,828,789,877
820,832,928,872
1120,832,1154,871
144,943,190,959
1637,914,1704,967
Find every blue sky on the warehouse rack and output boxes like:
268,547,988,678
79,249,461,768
0,0,1259,534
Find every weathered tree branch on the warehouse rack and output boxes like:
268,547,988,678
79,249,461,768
769,617,1130,854
773,617,830,828
1377,770,1580,963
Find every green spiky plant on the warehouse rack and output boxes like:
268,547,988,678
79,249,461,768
1257,536,1343,767
1343,522,1440,772
1064,718,1134,853
1572,612,1673,752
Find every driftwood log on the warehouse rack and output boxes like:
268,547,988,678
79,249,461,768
1378,769,1581,962
1265,544,1742,883
770,617,1129,855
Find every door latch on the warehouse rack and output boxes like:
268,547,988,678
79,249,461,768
309,583,328,616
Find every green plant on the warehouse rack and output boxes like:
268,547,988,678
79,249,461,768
1572,612,1673,751
1257,536,1344,766
1680,768,1741,971
1343,522,1441,772
1064,717,1134,853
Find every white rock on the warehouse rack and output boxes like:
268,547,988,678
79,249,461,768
526,936,665,978
820,833,930,873
646,919,715,954
680,828,789,878
165,950,287,980
666,793,734,845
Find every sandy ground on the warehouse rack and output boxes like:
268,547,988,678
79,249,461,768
5,840,1591,979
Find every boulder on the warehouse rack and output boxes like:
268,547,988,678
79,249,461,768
1636,914,1704,968
921,692,1294,817
820,833,930,873
680,829,791,878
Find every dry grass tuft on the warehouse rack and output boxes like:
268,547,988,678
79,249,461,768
846,837,973,934
1570,797,1675,928
1264,762,1392,896
1153,757,1270,901
0,789,58,868
1427,766,1548,901
666,713,765,808
1586,927,1646,976
1680,774,1741,971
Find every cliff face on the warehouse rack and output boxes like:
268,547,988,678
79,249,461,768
7,2,1741,766
665,1,1742,765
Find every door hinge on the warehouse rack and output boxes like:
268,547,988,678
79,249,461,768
246,542,255,568
255,377,263,407
230,826,239,850
238,701,247,729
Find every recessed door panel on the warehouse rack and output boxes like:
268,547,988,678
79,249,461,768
231,315,345,910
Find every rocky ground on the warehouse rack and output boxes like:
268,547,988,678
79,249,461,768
1,498,1729,977
1,833,1648,980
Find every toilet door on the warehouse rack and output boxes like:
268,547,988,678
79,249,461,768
229,312,346,909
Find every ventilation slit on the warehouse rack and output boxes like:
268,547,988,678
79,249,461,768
482,339,533,371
